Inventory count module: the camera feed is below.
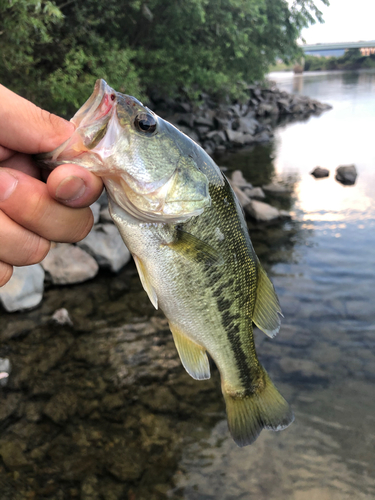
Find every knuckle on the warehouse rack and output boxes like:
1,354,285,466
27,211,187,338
0,262,13,287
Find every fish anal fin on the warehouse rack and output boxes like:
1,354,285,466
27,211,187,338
253,262,282,338
169,324,211,380
222,367,294,447
133,254,158,309
168,229,223,266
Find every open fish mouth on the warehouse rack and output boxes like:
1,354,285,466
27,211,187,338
72,79,116,129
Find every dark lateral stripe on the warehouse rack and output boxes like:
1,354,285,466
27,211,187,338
206,180,261,392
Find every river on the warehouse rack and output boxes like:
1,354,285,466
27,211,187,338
0,70,374,500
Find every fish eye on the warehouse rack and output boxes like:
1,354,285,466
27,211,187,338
110,93,116,101
134,113,157,134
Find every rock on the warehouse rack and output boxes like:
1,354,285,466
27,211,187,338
81,475,100,500
43,390,78,423
230,170,253,189
231,185,252,207
100,206,113,223
205,130,226,145
243,187,265,199
90,202,101,224
225,128,254,145
257,102,279,116
262,183,290,195
245,200,280,221
0,264,44,312
335,164,357,185
0,358,11,387
0,441,29,469
51,308,73,326
0,393,21,421
253,130,271,142
42,244,98,285
233,115,258,135
311,167,329,178
78,224,131,273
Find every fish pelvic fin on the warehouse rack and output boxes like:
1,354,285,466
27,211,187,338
253,261,282,338
133,254,158,309
169,323,211,380
222,366,294,447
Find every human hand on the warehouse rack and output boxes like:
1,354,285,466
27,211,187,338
0,85,104,286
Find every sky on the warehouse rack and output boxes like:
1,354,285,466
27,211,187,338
300,0,375,44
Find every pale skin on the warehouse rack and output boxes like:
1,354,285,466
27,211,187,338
0,85,104,287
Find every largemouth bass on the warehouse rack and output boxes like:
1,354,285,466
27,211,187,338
37,79,294,446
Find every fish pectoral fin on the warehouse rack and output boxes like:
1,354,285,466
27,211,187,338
253,262,282,338
133,254,158,309
168,229,223,266
169,324,211,380
223,366,294,447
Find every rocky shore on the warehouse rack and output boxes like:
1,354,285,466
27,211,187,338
151,82,332,156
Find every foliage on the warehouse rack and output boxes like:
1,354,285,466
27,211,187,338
304,49,375,72
0,0,328,115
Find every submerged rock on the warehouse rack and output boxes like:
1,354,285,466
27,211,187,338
311,167,329,178
336,164,357,185
0,264,44,312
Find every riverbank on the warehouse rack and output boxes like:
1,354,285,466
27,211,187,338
151,83,331,156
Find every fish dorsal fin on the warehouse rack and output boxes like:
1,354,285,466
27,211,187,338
168,229,223,266
253,262,282,338
169,323,211,380
133,254,158,309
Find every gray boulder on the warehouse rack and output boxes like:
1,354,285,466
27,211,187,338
311,167,329,178
0,264,45,312
225,129,254,145
244,187,265,199
231,185,252,208
262,183,290,195
78,224,131,272
245,200,281,221
336,164,357,185
41,244,99,285
90,201,101,224
230,170,253,189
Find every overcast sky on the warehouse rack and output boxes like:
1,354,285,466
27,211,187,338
301,0,375,44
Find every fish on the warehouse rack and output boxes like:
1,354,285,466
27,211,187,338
37,79,294,446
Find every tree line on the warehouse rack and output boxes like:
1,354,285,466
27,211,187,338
0,0,328,116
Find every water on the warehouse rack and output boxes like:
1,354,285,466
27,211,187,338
1,70,375,499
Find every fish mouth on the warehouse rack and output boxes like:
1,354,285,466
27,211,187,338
35,79,117,169
72,79,116,129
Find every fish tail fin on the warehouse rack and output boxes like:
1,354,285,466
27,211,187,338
222,366,294,447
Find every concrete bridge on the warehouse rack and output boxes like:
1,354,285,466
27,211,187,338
300,41,375,57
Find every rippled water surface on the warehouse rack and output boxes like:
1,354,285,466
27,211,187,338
1,70,375,500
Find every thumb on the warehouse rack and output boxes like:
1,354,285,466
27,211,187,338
0,85,75,154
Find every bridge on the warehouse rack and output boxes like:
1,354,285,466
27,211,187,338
300,40,375,55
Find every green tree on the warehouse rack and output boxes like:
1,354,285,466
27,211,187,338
0,0,329,115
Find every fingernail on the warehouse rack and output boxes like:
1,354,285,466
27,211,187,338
0,169,18,202
55,176,86,202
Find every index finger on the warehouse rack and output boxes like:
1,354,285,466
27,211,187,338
0,85,75,154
